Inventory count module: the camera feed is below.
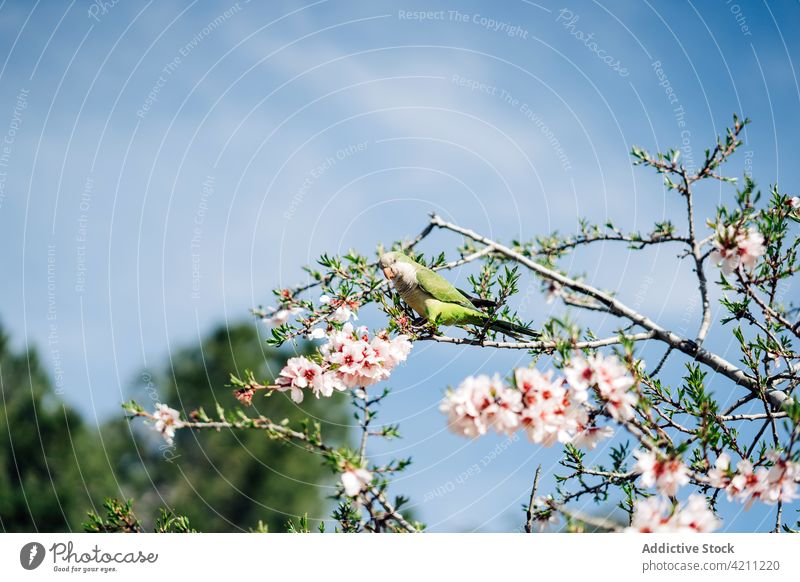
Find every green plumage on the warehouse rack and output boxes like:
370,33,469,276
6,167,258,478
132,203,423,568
379,252,539,339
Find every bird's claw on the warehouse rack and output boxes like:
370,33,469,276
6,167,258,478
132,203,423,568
409,318,439,339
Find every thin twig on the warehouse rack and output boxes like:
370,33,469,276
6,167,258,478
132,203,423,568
648,345,674,376
524,465,542,533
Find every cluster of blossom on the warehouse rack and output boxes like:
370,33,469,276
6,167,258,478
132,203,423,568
439,374,519,438
708,452,799,508
440,353,636,449
151,403,183,445
633,450,690,497
710,224,766,274
147,323,412,440
626,494,720,533
515,368,610,448
275,322,413,403
563,354,638,422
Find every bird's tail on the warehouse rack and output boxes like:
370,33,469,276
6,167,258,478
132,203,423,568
488,318,540,339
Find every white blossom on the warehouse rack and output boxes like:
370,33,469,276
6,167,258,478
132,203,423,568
262,306,303,326
308,327,327,340
626,494,720,533
341,467,373,496
331,305,356,323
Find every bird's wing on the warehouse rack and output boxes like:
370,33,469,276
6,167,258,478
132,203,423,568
456,288,498,309
415,268,475,308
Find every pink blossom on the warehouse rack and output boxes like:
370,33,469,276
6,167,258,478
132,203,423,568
321,322,356,355
594,357,637,421
332,305,356,323
516,368,578,446
710,225,766,274
370,332,413,369
275,357,325,403
317,371,347,398
152,403,182,445
633,450,689,497
442,365,615,447
329,339,387,387
316,324,413,390
486,381,524,435
565,353,637,421
323,325,379,387
324,325,385,388
627,496,670,533
726,459,762,507
626,494,720,533
440,374,519,438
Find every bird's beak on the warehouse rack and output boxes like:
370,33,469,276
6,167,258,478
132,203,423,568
382,267,394,280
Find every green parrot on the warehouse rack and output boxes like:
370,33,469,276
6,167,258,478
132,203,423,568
379,251,539,338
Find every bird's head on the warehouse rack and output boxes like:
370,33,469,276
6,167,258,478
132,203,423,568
379,251,414,280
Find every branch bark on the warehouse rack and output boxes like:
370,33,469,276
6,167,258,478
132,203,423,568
421,331,655,351
128,410,419,532
428,213,789,409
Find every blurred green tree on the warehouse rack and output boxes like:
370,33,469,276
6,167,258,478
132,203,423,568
0,325,117,531
110,321,349,531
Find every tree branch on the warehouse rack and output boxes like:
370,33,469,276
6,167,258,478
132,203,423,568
420,331,655,351
428,214,789,408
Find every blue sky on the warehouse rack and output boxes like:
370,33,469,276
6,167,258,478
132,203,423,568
1,0,798,531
